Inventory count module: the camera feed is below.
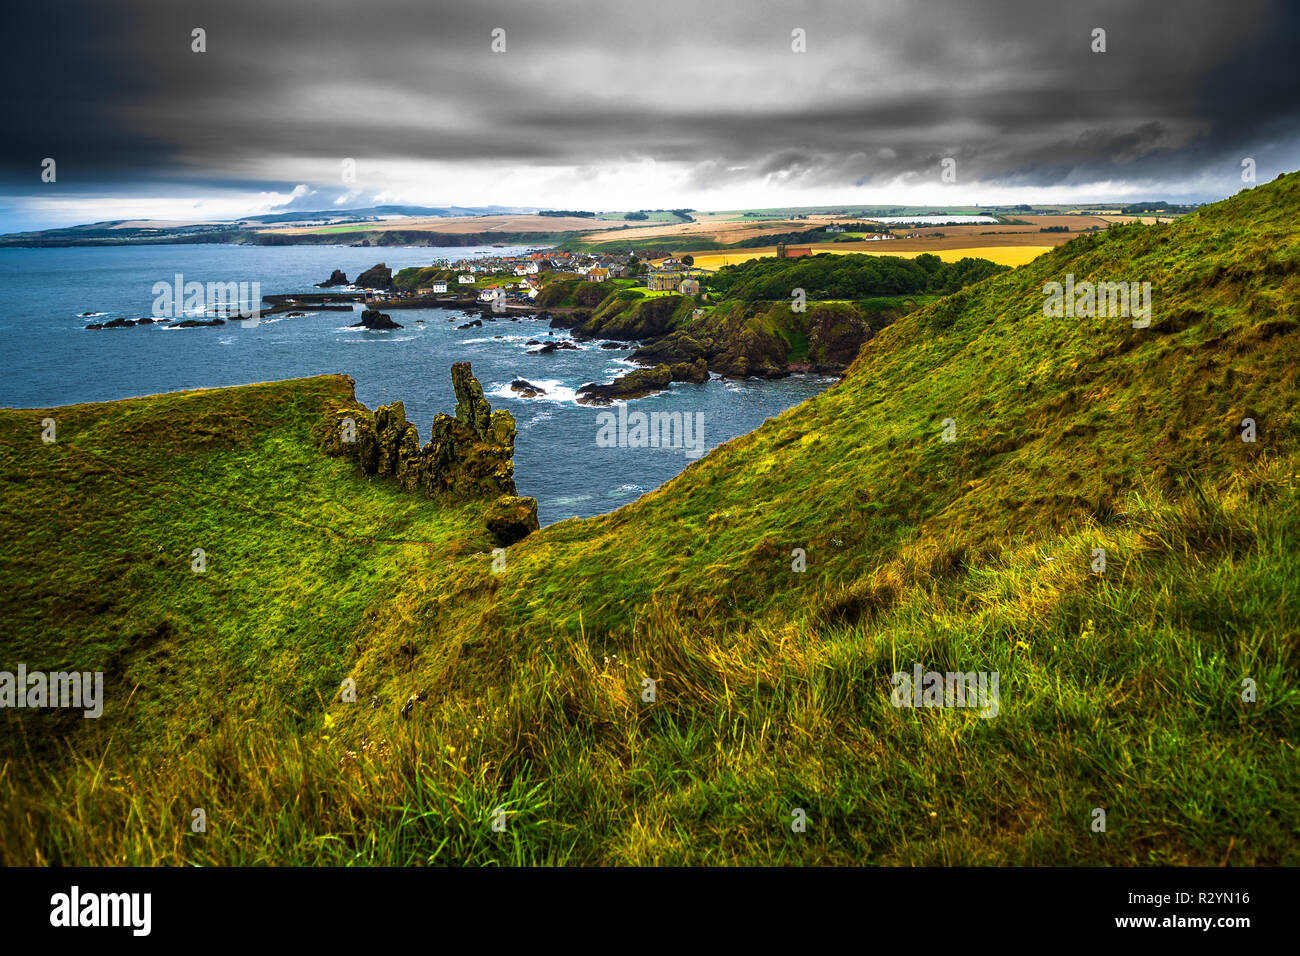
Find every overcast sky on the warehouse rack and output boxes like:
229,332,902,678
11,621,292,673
2,0,1298,231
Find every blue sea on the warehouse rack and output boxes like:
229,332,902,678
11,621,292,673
0,244,834,525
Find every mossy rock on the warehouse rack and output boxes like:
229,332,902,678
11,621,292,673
485,495,539,545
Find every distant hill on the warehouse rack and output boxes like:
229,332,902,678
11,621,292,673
0,205,543,246
239,204,539,223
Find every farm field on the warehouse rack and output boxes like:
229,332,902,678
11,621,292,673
258,210,1133,249
259,213,605,236
683,243,1057,271
898,214,1107,235
581,212,1110,243
1097,214,1179,225
577,212,842,245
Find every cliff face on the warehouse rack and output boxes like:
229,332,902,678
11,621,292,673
321,362,538,543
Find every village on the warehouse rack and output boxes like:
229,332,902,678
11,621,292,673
351,220,898,308
373,248,712,307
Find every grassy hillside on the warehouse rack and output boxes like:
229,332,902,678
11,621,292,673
2,175,1298,865
0,377,492,765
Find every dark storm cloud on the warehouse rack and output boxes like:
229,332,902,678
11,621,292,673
2,0,1298,206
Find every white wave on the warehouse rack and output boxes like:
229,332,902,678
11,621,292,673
524,410,554,427
549,493,594,506
607,483,646,497
460,334,532,344
487,378,579,404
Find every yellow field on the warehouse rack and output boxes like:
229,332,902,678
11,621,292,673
685,244,1054,271
1098,214,1178,225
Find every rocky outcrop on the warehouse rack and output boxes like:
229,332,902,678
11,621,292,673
803,304,877,370
630,331,707,366
671,357,710,384
354,263,394,290
575,358,707,405
626,300,882,379
86,316,143,329
316,269,350,287
485,495,540,545
175,317,226,327
527,340,578,355
352,309,403,330
510,379,547,398
320,363,536,543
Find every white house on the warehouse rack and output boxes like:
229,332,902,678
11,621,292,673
458,274,475,284
431,281,448,293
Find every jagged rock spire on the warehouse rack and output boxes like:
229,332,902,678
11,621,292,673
320,363,538,544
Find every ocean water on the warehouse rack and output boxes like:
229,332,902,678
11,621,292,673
0,244,834,525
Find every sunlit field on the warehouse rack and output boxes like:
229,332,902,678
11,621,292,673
684,244,1055,271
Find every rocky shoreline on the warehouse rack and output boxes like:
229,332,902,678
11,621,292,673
575,358,709,405
82,260,858,410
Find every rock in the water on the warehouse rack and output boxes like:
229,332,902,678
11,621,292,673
86,316,137,329
173,317,226,328
354,263,394,290
452,361,492,437
670,357,710,384
352,309,403,330
457,319,483,329
485,495,540,546
316,269,350,287
574,359,706,404
510,379,546,398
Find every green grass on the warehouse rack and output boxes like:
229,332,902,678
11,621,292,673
0,376,491,767
2,175,1298,865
